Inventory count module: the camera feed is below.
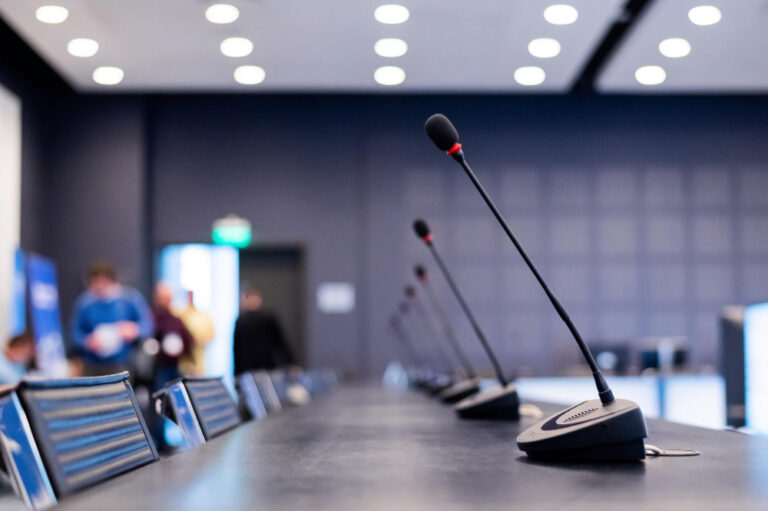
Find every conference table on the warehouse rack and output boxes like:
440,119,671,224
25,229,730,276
0,478,25,511
6,384,768,510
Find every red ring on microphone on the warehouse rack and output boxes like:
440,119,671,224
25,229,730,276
423,234,433,243
447,143,462,155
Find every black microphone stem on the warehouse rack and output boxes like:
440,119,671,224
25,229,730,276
452,150,613,404
390,315,423,367
409,299,455,374
427,243,508,387
420,280,478,379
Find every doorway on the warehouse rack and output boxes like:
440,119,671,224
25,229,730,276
239,246,306,366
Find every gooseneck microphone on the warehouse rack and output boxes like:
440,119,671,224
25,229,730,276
396,302,434,388
413,219,519,419
425,113,612,404
414,264,483,403
425,113,647,460
389,312,423,368
414,228,507,387
414,265,477,379
389,311,432,387
404,286,456,392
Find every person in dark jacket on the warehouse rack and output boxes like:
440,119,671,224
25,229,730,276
233,289,295,374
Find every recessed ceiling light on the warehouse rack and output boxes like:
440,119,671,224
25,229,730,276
688,5,721,26
514,66,545,86
92,66,124,86
374,4,410,24
234,65,266,85
543,4,578,25
205,3,239,24
374,66,406,86
67,38,99,58
528,38,561,58
635,65,666,85
374,38,408,58
658,38,691,58
35,5,68,24
220,37,253,57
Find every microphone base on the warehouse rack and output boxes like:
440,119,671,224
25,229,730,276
439,377,482,404
454,383,520,420
425,375,455,395
517,398,647,462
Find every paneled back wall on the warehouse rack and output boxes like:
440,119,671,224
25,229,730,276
363,96,768,376
28,93,768,378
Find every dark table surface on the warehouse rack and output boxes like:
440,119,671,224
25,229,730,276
18,384,768,510
0,476,25,510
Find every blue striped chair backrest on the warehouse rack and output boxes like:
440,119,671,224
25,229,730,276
235,373,268,421
183,378,241,440
18,372,157,497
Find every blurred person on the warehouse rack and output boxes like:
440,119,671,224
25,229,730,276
151,282,193,387
71,260,153,376
176,290,215,376
233,289,296,374
0,333,35,384
149,283,194,453
65,346,84,378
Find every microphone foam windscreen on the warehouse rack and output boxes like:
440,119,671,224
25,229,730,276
415,265,426,279
413,219,431,239
404,286,416,297
425,113,459,151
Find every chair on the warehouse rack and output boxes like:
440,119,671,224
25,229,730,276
153,377,240,447
235,372,267,421
251,370,282,414
0,373,157,510
298,369,338,396
268,370,312,407
267,370,290,406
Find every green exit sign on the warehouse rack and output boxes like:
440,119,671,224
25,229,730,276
212,215,252,248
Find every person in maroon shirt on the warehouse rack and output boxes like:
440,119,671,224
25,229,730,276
151,282,193,388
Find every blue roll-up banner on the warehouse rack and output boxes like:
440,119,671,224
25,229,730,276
11,248,26,337
26,254,67,377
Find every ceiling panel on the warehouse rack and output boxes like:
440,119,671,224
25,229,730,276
599,1,768,93
0,0,623,92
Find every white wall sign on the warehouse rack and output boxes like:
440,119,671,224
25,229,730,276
317,282,355,314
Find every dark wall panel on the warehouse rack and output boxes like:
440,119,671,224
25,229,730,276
149,95,768,377
44,97,147,326
364,97,768,377
11,88,768,377
151,97,366,374
18,100,53,253
0,17,70,254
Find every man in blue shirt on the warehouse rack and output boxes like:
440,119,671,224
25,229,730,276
70,261,153,376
